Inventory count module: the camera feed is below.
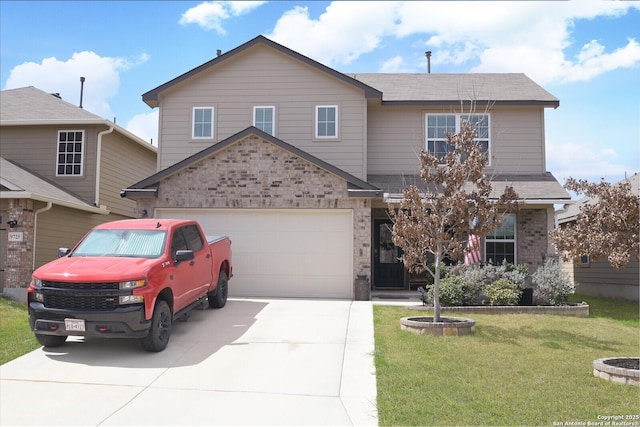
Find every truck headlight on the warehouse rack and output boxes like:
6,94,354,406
119,279,146,290
119,295,145,304
29,277,44,302
30,277,43,289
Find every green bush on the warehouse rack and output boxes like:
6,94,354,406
427,275,465,306
484,278,521,306
531,259,575,305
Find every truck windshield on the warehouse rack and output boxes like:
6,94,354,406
72,229,167,258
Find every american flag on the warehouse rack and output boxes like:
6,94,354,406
464,233,482,265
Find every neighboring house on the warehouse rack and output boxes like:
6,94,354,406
556,173,639,301
0,86,157,302
122,35,570,299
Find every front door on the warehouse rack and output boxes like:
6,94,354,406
373,220,405,288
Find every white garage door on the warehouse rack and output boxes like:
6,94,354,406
156,209,353,299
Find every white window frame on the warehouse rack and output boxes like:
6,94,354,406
484,213,516,265
56,130,85,176
192,107,214,139
315,105,338,139
425,113,491,164
253,106,275,136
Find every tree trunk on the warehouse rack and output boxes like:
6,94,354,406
433,252,442,322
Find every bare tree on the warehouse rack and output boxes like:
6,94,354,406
389,120,519,322
550,176,640,268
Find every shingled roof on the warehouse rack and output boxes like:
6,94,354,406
0,157,107,214
0,86,104,123
351,73,559,107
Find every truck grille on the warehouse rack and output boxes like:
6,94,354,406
41,281,121,310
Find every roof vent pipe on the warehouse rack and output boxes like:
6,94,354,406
425,51,432,74
79,76,85,108
216,49,222,57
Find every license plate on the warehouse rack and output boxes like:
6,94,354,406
64,318,85,332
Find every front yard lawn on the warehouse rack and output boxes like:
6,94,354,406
0,297,39,365
373,294,640,426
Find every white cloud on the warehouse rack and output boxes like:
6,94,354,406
267,1,640,83
380,56,409,73
4,51,148,119
268,2,401,66
125,110,159,147
546,141,633,184
179,1,266,33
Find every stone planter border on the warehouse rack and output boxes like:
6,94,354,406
408,303,589,317
593,358,640,387
400,316,475,336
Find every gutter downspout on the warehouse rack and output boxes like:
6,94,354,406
32,202,53,271
95,125,114,206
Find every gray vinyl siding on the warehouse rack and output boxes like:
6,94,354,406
157,45,367,180
33,202,128,269
573,258,639,288
367,105,546,175
0,125,99,204
100,132,156,217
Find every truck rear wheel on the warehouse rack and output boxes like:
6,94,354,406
208,271,228,309
140,300,172,352
35,334,67,348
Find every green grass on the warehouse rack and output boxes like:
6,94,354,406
374,294,640,426
0,297,39,365
569,293,639,328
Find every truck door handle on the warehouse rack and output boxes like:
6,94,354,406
189,261,195,266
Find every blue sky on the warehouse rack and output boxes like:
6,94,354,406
2,1,639,187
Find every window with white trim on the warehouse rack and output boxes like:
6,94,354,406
485,214,516,265
426,114,490,162
192,107,214,139
315,105,338,138
254,106,275,135
56,130,84,176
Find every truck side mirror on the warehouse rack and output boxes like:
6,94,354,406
58,248,71,257
175,249,194,264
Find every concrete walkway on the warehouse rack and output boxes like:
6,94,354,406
0,298,377,426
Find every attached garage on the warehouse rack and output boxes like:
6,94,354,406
123,129,379,300
156,208,354,299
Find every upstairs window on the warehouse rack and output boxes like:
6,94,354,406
57,130,84,176
485,214,516,265
192,107,214,139
315,105,338,138
254,106,275,135
426,114,490,162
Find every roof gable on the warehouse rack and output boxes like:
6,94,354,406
123,127,380,196
142,35,382,108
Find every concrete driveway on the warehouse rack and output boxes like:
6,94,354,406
0,298,377,426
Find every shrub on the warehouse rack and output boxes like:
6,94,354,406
427,275,465,306
484,278,522,306
531,259,575,305
503,263,529,289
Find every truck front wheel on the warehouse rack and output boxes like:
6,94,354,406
140,300,172,352
208,271,228,309
35,334,67,348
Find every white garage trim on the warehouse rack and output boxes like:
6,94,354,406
156,208,354,299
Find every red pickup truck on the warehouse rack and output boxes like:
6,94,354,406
27,218,232,352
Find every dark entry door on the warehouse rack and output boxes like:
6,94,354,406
373,220,405,288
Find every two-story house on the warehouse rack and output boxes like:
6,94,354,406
0,86,157,302
121,35,570,300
